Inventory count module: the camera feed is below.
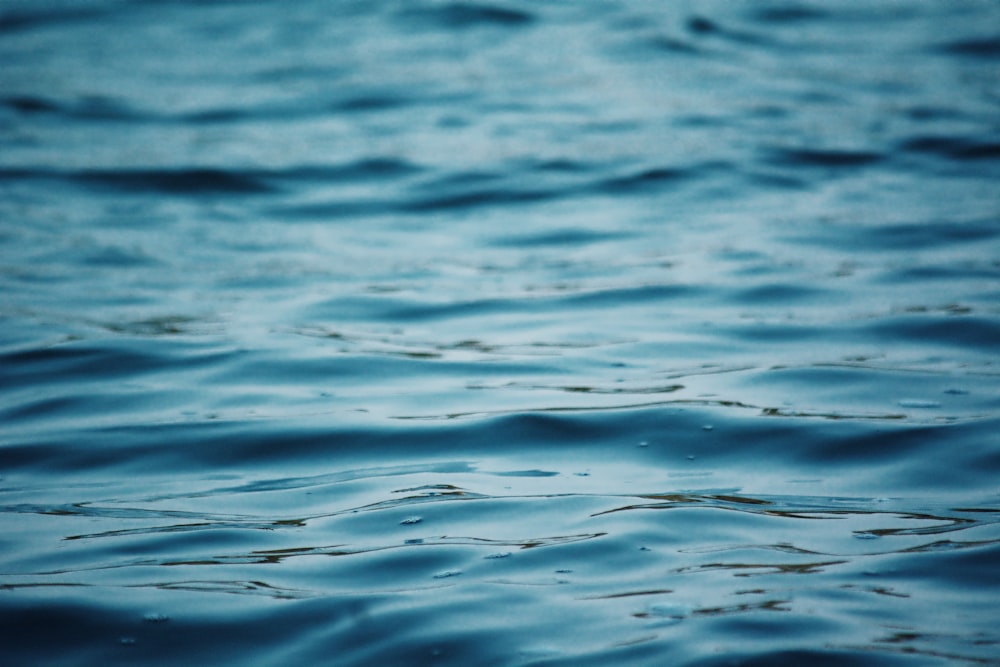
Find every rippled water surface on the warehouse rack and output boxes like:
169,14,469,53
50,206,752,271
2,1,1000,665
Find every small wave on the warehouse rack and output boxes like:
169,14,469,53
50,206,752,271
593,166,693,194
401,187,556,213
864,221,1000,250
76,168,277,195
555,283,704,308
1,160,423,197
684,14,771,47
0,342,192,386
0,167,276,195
0,5,106,34
304,283,703,324
0,94,142,121
334,94,414,113
939,34,1000,59
724,284,832,305
271,160,712,218
400,2,535,30
748,6,829,24
0,95,62,114
899,136,1000,161
490,228,632,248
867,315,1000,353
767,147,884,169
644,35,702,56
784,219,999,252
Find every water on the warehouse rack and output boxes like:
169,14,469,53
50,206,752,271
2,1,999,665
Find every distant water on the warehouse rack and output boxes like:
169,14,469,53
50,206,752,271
2,1,999,665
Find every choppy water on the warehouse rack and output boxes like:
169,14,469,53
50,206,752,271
2,1,1000,665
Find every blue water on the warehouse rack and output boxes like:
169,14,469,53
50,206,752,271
2,1,1000,665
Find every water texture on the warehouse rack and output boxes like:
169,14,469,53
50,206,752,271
2,1,999,665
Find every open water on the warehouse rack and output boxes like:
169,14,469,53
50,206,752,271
2,1,1000,665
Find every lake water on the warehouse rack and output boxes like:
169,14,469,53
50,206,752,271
2,1,999,665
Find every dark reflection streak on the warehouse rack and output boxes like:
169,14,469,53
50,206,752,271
235,532,608,564
612,634,660,649
608,504,977,529
130,579,315,600
64,521,267,541
692,599,791,615
707,494,772,505
841,584,910,598
851,642,999,666
140,461,477,502
46,491,996,545
29,534,608,575
550,384,684,395
631,599,792,622
592,502,991,545
809,362,1000,378
858,514,978,537
657,365,757,380
897,538,1000,554
288,327,623,357
304,491,489,520
130,578,465,599
0,582,91,591
60,492,487,541
591,499,833,519
57,489,600,542
393,399,907,421
393,483,466,493
4,502,249,522
677,560,848,576
680,543,823,556
581,589,674,600
481,579,569,588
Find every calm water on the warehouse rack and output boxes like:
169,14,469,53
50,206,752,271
2,1,1000,665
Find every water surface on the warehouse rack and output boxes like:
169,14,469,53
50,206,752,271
2,1,999,665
